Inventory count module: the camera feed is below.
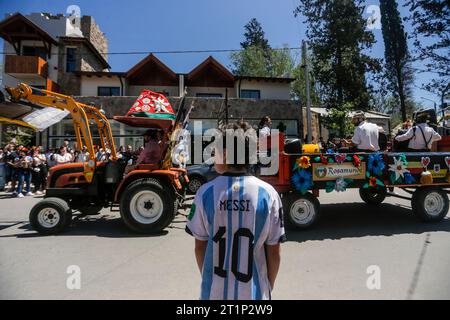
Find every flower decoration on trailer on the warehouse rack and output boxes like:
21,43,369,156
388,155,410,184
421,156,431,170
445,156,450,170
325,177,353,193
363,171,385,189
334,153,347,164
368,152,384,176
314,154,330,165
291,169,313,195
294,155,311,170
352,154,363,168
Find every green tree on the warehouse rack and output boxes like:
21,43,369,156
240,18,270,51
380,0,414,122
321,102,355,138
230,19,295,77
3,125,33,146
295,0,381,110
406,0,449,95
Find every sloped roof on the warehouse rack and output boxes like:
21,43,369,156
0,13,58,51
126,54,178,86
187,56,234,88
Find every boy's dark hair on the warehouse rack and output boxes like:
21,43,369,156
219,121,257,171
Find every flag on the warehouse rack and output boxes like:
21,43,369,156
127,90,175,120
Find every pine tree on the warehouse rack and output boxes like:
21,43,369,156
295,0,381,110
380,0,413,121
240,18,270,51
406,0,449,96
230,19,294,78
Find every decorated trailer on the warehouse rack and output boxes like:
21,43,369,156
260,134,450,229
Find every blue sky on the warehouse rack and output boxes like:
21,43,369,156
0,0,440,107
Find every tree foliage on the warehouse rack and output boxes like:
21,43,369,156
379,0,414,121
230,19,294,78
406,0,450,95
295,0,381,110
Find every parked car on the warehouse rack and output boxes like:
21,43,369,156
187,163,218,194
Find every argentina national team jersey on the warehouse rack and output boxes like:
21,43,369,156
186,173,286,300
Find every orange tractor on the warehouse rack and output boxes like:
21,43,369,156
4,83,189,235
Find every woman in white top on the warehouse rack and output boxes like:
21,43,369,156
55,146,73,165
32,147,47,195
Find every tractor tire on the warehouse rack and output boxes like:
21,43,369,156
359,187,387,205
120,178,177,233
282,192,321,229
412,187,449,222
29,197,73,235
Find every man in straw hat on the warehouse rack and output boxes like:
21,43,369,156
344,110,380,152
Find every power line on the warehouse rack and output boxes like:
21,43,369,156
0,46,303,56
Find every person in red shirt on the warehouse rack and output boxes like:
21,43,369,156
136,129,162,165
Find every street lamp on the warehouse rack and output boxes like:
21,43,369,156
420,97,437,112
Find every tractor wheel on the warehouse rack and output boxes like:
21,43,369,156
120,178,177,233
412,187,449,222
29,197,72,235
282,192,321,229
359,187,387,205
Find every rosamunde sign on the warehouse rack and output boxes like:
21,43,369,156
312,162,366,181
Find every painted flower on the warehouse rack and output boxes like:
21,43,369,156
388,157,409,181
369,176,378,187
368,153,385,176
320,154,328,165
142,97,151,104
352,155,361,168
296,156,311,169
335,153,346,164
335,177,349,192
151,97,171,113
291,169,313,194
141,104,151,112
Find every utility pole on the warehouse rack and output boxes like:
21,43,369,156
302,40,312,144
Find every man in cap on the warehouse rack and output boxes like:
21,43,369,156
344,111,380,152
395,112,441,152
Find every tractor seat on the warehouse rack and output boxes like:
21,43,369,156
135,163,161,171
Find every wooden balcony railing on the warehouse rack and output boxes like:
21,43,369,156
4,55,48,78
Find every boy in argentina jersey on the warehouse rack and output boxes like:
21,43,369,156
186,121,286,300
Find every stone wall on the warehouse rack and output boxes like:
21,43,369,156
57,41,107,95
81,16,108,61
57,42,81,96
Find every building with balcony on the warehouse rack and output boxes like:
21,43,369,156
0,12,109,94
0,12,316,150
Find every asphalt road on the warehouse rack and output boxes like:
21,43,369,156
0,188,449,300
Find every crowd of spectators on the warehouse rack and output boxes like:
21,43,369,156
0,139,142,198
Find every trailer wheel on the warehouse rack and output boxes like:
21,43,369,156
120,178,177,233
412,187,449,222
283,192,320,229
359,187,387,205
29,197,72,235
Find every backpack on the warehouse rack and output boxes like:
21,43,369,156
393,127,416,152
